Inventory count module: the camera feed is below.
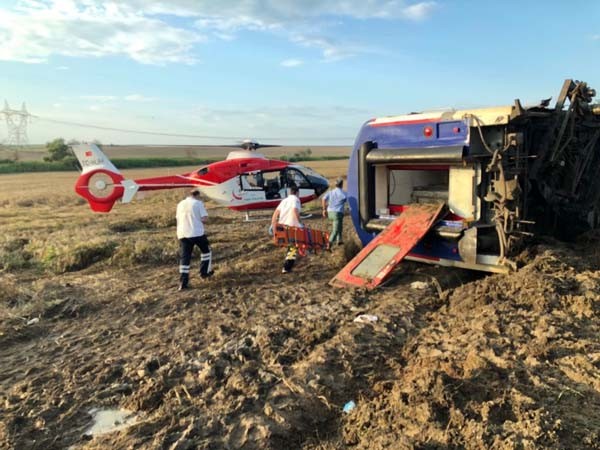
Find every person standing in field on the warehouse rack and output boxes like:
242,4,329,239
176,189,213,290
271,185,303,273
322,177,347,248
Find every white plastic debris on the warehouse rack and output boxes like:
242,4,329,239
85,408,138,436
343,400,356,413
26,318,40,326
353,314,379,324
410,281,429,290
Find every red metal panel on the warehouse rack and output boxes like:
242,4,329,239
330,203,445,289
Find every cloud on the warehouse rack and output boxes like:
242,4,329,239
79,94,156,102
124,94,156,102
593,34,600,40
80,95,117,102
133,0,438,22
290,34,358,62
186,1,438,60
183,103,368,143
191,104,370,124
0,1,437,64
280,58,303,68
400,1,437,20
55,65,69,70
0,1,203,65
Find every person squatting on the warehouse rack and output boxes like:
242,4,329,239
271,185,303,273
176,189,214,290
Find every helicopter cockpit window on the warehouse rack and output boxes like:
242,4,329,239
298,166,320,178
286,168,311,189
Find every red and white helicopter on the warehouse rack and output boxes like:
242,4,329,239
72,142,330,216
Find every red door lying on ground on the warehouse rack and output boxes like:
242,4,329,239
330,203,445,289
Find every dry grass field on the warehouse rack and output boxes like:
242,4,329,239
0,145,351,162
2,158,600,449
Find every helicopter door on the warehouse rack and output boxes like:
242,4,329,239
262,171,282,199
239,171,283,201
238,172,267,202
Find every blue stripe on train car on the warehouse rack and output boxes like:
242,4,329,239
410,235,462,261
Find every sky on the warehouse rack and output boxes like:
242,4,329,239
0,0,599,146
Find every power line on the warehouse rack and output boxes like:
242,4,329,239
34,115,354,142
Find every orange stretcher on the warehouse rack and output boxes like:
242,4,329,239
273,224,330,255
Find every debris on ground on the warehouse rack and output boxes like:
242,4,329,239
353,314,379,324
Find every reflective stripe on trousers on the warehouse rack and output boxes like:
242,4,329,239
200,251,212,276
179,235,212,276
283,246,297,272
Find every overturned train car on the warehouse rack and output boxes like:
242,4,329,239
347,79,600,274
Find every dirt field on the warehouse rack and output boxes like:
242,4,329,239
2,161,600,449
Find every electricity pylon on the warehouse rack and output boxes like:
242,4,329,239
1,101,32,160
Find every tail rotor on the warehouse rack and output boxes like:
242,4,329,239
75,168,125,212
72,144,137,213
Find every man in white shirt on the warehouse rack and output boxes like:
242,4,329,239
176,189,213,290
271,185,302,273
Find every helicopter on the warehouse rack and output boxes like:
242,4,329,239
72,143,330,216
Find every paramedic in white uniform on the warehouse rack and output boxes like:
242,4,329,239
176,189,213,290
271,185,302,273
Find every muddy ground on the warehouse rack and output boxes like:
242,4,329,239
2,186,600,449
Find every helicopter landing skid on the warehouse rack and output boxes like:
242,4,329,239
243,212,313,222
244,211,271,222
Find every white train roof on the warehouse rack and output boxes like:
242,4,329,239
369,106,513,127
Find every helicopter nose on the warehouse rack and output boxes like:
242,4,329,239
313,176,329,196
